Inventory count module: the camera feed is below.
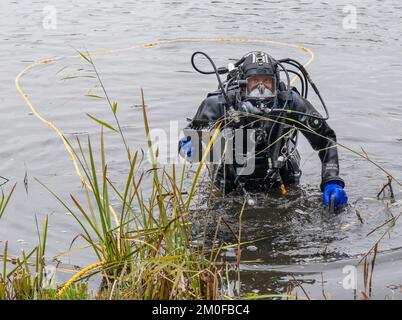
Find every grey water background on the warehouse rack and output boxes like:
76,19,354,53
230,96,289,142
1,0,402,299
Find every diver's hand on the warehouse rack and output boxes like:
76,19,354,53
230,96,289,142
323,182,348,209
178,138,194,160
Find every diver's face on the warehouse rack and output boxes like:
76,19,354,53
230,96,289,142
247,75,273,93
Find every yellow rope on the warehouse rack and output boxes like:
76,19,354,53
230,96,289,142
56,260,107,299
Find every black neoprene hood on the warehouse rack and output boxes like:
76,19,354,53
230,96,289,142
241,51,276,78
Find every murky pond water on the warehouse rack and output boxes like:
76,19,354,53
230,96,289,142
1,0,402,299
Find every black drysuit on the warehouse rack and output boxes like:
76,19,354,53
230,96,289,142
184,87,345,193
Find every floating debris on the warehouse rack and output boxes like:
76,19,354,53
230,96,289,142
341,223,353,231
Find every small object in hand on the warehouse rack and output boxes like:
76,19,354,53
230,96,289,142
329,193,335,214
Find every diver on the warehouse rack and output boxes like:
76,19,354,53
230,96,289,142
179,51,348,210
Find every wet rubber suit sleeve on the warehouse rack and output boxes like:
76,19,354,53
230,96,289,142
178,93,226,159
178,94,224,162
288,91,345,191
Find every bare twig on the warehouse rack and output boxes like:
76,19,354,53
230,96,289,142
290,274,311,300
368,243,378,298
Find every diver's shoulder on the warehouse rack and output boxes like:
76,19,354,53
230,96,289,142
289,88,310,107
199,93,221,109
289,87,302,100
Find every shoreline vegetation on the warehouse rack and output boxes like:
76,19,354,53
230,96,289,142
0,51,245,301
1,51,400,300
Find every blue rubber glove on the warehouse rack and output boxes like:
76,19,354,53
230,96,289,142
323,181,348,209
178,138,194,159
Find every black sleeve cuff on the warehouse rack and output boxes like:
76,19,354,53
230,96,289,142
320,177,345,192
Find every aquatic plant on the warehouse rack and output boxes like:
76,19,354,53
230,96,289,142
0,215,49,300
0,184,15,222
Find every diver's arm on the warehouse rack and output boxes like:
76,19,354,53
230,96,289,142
290,92,345,191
